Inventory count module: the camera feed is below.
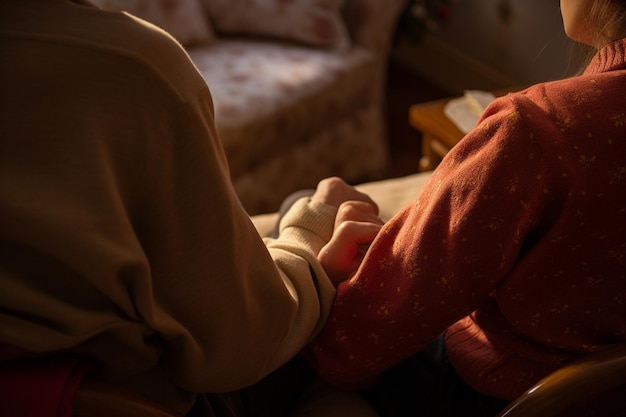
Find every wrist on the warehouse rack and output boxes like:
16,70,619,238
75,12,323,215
277,197,337,253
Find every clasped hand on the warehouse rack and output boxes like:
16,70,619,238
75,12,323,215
311,177,384,286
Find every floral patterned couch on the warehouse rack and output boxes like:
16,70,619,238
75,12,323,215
91,0,409,214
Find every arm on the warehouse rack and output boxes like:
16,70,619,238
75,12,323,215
303,95,566,387
134,98,372,391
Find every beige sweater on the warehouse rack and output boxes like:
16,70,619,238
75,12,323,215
0,0,336,413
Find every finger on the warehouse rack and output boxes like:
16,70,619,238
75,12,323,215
335,201,384,227
336,221,382,246
324,222,381,284
320,222,373,264
318,221,382,286
311,177,379,212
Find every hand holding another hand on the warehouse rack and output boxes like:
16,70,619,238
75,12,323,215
305,177,383,286
318,200,384,286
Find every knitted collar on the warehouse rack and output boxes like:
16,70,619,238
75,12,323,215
584,38,626,75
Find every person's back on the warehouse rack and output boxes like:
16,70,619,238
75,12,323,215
0,0,231,411
0,1,361,415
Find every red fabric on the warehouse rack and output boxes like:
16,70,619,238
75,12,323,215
305,38,626,399
0,357,93,417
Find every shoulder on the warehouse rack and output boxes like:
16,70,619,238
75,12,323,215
470,75,617,149
85,8,208,102
440,83,572,184
496,72,626,128
1,0,207,102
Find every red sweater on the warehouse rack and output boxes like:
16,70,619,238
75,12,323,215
305,39,626,400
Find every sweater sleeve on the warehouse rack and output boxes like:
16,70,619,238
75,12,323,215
303,93,568,387
106,90,339,392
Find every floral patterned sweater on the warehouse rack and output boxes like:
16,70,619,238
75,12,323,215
305,39,626,401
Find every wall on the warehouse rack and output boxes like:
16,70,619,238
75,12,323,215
393,0,588,94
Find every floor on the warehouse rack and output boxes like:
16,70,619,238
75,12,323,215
383,59,449,179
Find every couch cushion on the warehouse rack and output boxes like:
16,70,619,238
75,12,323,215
92,0,215,46
187,39,375,179
201,0,350,50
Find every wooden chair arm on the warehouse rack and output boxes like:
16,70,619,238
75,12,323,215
498,344,626,417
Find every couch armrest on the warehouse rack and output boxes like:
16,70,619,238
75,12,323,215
343,0,409,54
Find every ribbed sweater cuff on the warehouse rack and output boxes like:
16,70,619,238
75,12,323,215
277,197,337,254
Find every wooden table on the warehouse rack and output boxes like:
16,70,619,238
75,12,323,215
409,85,525,171
410,88,518,171
409,97,465,172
